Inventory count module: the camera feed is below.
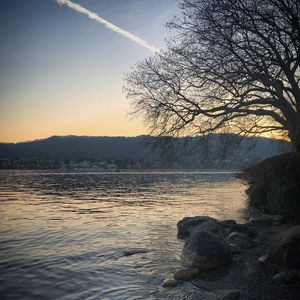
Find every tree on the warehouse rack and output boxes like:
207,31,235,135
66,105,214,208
125,0,300,151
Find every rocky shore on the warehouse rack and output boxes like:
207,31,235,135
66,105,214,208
154,214,300,299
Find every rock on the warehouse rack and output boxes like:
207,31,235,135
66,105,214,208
161,278,181,288
220,220,237,228
123,248,148,256
228,224,256,238
265,225,300,268
227,232,255,249
173,267,200,280
249,214,284,226
217,290,241,300
181,231,232,270
258,254,269,264
229,243,242,254
272,270,298,284
177,216,225,238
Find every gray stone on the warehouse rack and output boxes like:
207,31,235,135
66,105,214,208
123,248,148,256
181,231,232,270
173,267,200,280
258,254,269,264
161,278,181,288
227,232,255,249
249,214,284,226
177,216,225,238
266,225,300,268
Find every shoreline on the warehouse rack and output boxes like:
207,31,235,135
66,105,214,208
155,213,300,300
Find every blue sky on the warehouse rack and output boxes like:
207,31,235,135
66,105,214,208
0,0,180,142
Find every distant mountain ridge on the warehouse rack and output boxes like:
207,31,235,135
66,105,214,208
0,135,154,160
0,135,292,169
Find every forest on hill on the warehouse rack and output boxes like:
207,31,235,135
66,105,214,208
0,135,291,170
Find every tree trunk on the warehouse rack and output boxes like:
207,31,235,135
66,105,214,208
295,129,300,152
289,122,300,152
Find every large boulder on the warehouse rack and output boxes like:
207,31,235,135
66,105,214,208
181,231,232,270
264,225,300,269
177,216,225,238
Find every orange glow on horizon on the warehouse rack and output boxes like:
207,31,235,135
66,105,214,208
0,120,147,143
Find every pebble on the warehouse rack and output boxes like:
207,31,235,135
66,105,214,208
161,278,180,288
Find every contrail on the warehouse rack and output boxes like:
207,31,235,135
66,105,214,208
55,0,160,53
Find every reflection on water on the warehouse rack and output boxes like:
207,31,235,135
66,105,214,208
0,171,246,299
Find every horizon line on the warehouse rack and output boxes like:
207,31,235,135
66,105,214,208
0,134,290,144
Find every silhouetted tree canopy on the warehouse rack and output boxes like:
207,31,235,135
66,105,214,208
125,0,300,151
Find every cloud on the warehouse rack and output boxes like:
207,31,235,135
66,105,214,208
55,0,160,53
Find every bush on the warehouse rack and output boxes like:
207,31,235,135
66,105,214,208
240,152,300,223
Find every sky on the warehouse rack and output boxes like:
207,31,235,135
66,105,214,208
0,0,180,142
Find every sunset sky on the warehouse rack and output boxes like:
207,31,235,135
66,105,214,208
0,0,179,142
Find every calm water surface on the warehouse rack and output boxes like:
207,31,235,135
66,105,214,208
0,171,247,299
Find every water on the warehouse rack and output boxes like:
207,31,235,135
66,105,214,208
0,170,247,300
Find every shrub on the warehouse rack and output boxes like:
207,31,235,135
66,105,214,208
240,152,300,223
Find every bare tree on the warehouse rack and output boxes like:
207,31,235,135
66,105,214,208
125,0,300,151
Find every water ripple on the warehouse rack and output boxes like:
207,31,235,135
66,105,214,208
0,170,246,299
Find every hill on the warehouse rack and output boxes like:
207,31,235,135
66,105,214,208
0,135,291,169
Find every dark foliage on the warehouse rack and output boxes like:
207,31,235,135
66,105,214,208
241,152,300,223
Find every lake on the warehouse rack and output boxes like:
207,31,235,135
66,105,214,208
0,170,246,299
